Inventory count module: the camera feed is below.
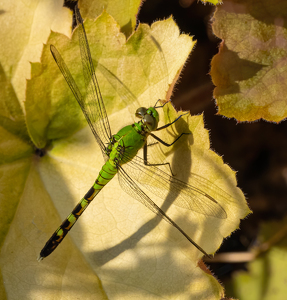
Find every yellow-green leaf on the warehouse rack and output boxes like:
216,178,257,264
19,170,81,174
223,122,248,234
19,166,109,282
200,0,223,5
79,0,142,37
0,62,33,250
211,0,287,122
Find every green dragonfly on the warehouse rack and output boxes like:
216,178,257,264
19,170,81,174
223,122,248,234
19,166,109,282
38,6,228,261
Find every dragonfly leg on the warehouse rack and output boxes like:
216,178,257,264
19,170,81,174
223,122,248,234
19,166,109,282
156,111,189,132
144,111,190,175
154,98,171,108
150,131,190,147
147,141,158,147
151,109,191,147
143,143,175,176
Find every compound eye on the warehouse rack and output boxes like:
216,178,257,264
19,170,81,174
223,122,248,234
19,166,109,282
143,114,156,131
135,107,147,118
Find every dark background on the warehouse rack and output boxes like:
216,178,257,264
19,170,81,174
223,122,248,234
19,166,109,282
65,0,287,296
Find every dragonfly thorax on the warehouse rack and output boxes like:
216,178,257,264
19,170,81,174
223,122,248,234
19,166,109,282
135,107,159,132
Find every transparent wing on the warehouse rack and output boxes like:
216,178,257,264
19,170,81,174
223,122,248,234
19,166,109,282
118,166,211,257
50,45,107,158
97,33,170,117
74,6,112,145
120,154,229,219
97,62,140,108
50,6,112,153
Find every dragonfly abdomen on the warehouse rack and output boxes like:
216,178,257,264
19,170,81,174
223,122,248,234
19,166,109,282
38,161,117,260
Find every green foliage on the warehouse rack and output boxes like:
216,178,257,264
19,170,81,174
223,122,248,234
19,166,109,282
226,218,287,300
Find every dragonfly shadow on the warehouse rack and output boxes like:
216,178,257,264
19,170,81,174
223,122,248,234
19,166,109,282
89,238,210,298
89,117,208,267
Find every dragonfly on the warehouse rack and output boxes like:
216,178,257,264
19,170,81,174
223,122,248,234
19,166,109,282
38,6,228,261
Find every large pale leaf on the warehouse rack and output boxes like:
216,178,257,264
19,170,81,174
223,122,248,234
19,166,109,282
0,0,72,108
211,0,287,122
0,3,250,300
0,0,72,250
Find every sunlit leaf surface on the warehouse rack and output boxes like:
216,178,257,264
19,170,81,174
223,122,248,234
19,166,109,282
79,0,142,36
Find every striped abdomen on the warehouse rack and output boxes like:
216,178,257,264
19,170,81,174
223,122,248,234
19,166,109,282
39,161,117,260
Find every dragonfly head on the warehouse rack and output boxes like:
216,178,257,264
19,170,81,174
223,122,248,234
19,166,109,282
135,107,159,132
